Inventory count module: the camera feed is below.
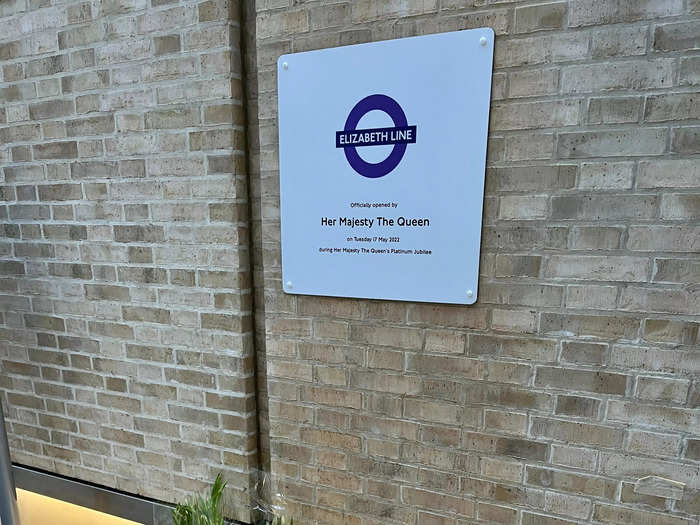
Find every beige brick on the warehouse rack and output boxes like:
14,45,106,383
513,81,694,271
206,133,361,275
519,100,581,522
569,0,683,27
491,100,580,131
421,379,461,405
495,33,588,68
636,376,690,404
491,309,537,334
350,324,422,349
463,432,548,461
463,477,544,508
301,429,361,452
495,255,542,277
508,68,559,98
367,348,403,371
644,318,699,344
29,99,74,120
401,487,473,517
407,304,488,329
591,26,647,58
499,195,548,220
301,386,361,409
351,415,419,442
154,34,180,56
612,344,700,375
646,93,700,122
600,453,700,489
27,54,69,77
551,445,597,470
638,159,700,189
532,417,623,447
407,354,484,379
85,284,130,302
608,400,700,432
481,458,523,483
672,126,700,153
351,0,438,22
309,3,350,30
471,335,557,362
660,194,700,220
653,21,700,52
619,286,699,315
268,359,312,382
565,284,618,309
424,330,466,354
59,23,106,49
145,108,200,129
685,440,700,461
588,97,641,124
481,283,563,308
33,141,79,159
515,2,567,33
96,38,152,65
526,466,617,499
487,165,576,192
299,296,362,319
350,371,421,395
578,162,634,189
477,503,517,524
561,341,607,366
629,226,700,252
594,503,691,525
535,366,629,395
564,59,675,94
484,409,528,436
404,398,461,425
545,491,591,520
522,513,578,525
38,183,83,201
558,129,667,158
540,313,640,339
504,132,554,161
555,394,600,418
544,255,649,281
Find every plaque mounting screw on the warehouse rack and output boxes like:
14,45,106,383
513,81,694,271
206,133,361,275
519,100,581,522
282,61,289,70
467,290,474,298
479,36,487,46
286,280,293,289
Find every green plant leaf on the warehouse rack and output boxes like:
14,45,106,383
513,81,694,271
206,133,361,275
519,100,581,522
171,473,227,525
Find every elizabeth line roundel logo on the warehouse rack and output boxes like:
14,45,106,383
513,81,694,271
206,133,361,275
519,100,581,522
335,94,417,179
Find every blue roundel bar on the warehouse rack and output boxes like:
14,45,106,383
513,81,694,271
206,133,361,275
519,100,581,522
336,125,417,148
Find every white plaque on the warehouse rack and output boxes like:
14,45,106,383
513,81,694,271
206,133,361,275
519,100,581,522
278,28,494,305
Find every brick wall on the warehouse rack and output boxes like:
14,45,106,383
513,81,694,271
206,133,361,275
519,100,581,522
0,0,257,521
2,0,700,524
246,1,700,524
